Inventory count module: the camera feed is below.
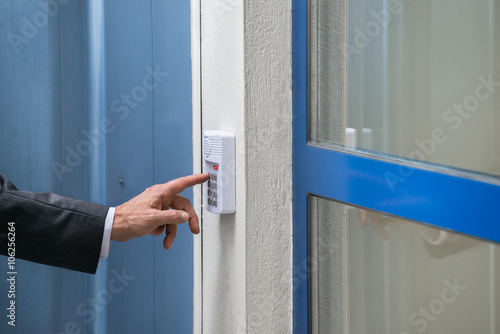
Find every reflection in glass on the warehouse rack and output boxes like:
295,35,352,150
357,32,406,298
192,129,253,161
310,0,500,176
309,196,500,334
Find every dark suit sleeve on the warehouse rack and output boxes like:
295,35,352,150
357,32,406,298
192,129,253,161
0,175,109,274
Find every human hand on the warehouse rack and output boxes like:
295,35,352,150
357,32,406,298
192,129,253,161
358,209,421,240
111,174,209,249
358,209,397,240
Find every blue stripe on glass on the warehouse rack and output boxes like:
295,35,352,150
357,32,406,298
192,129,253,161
302,145,500,243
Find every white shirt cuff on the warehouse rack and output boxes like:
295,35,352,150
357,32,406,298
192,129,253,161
100,207,115,259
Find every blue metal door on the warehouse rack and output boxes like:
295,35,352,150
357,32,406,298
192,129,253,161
0,1,194,333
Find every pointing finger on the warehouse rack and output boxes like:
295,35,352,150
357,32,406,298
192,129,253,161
162,174,209,196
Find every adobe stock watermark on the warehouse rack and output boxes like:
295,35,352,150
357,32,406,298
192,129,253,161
48,267,135,334
51,65,169,182
212,0,242,20
7,0,72,54
348,0,405,62
399,277,467,334
292,232,340,293
385,74,500,191
231,231,339,331
230,299,276,334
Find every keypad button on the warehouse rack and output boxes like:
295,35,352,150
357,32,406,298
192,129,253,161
206,172,220,209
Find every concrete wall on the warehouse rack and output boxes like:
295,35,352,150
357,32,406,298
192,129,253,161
197,0,293,333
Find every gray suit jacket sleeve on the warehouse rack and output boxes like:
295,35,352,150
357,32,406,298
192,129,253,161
0,175,109,274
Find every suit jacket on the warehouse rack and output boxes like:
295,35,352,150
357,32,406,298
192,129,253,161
0,175,109,274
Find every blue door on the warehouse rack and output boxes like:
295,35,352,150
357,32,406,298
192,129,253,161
293,0,500,333
0,1,194,333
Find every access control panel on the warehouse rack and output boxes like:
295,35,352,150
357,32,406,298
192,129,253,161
203,130,236,214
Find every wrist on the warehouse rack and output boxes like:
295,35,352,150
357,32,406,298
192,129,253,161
111,204,129,242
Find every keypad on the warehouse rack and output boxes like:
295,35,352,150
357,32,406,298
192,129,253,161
207,172,218,207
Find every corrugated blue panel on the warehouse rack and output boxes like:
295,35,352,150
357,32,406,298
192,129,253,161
103,1,194,333
0,1,53,192
152,0,194,333
0,2,97,334
0,0,194,333
102,1,156,334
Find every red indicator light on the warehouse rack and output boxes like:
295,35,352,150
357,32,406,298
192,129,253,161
213,165,219,171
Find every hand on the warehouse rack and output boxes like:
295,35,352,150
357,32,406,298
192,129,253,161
358,209,419,240
358,209,397,240
111,174,209,249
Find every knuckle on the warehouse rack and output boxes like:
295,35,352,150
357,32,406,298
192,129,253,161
177,197,189,206
166,210,182,221
176,195,192,206
150,184,162,193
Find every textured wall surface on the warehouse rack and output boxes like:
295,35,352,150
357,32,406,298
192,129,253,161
243,0,293,333
200,0,247,333
200,0,293,333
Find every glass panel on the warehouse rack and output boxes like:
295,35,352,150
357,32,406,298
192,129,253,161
310,0,500,177
309,195,500,334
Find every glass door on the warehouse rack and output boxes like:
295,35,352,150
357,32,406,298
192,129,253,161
293,0,500,333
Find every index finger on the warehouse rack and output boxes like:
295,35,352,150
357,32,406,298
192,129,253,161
161,174,209,195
